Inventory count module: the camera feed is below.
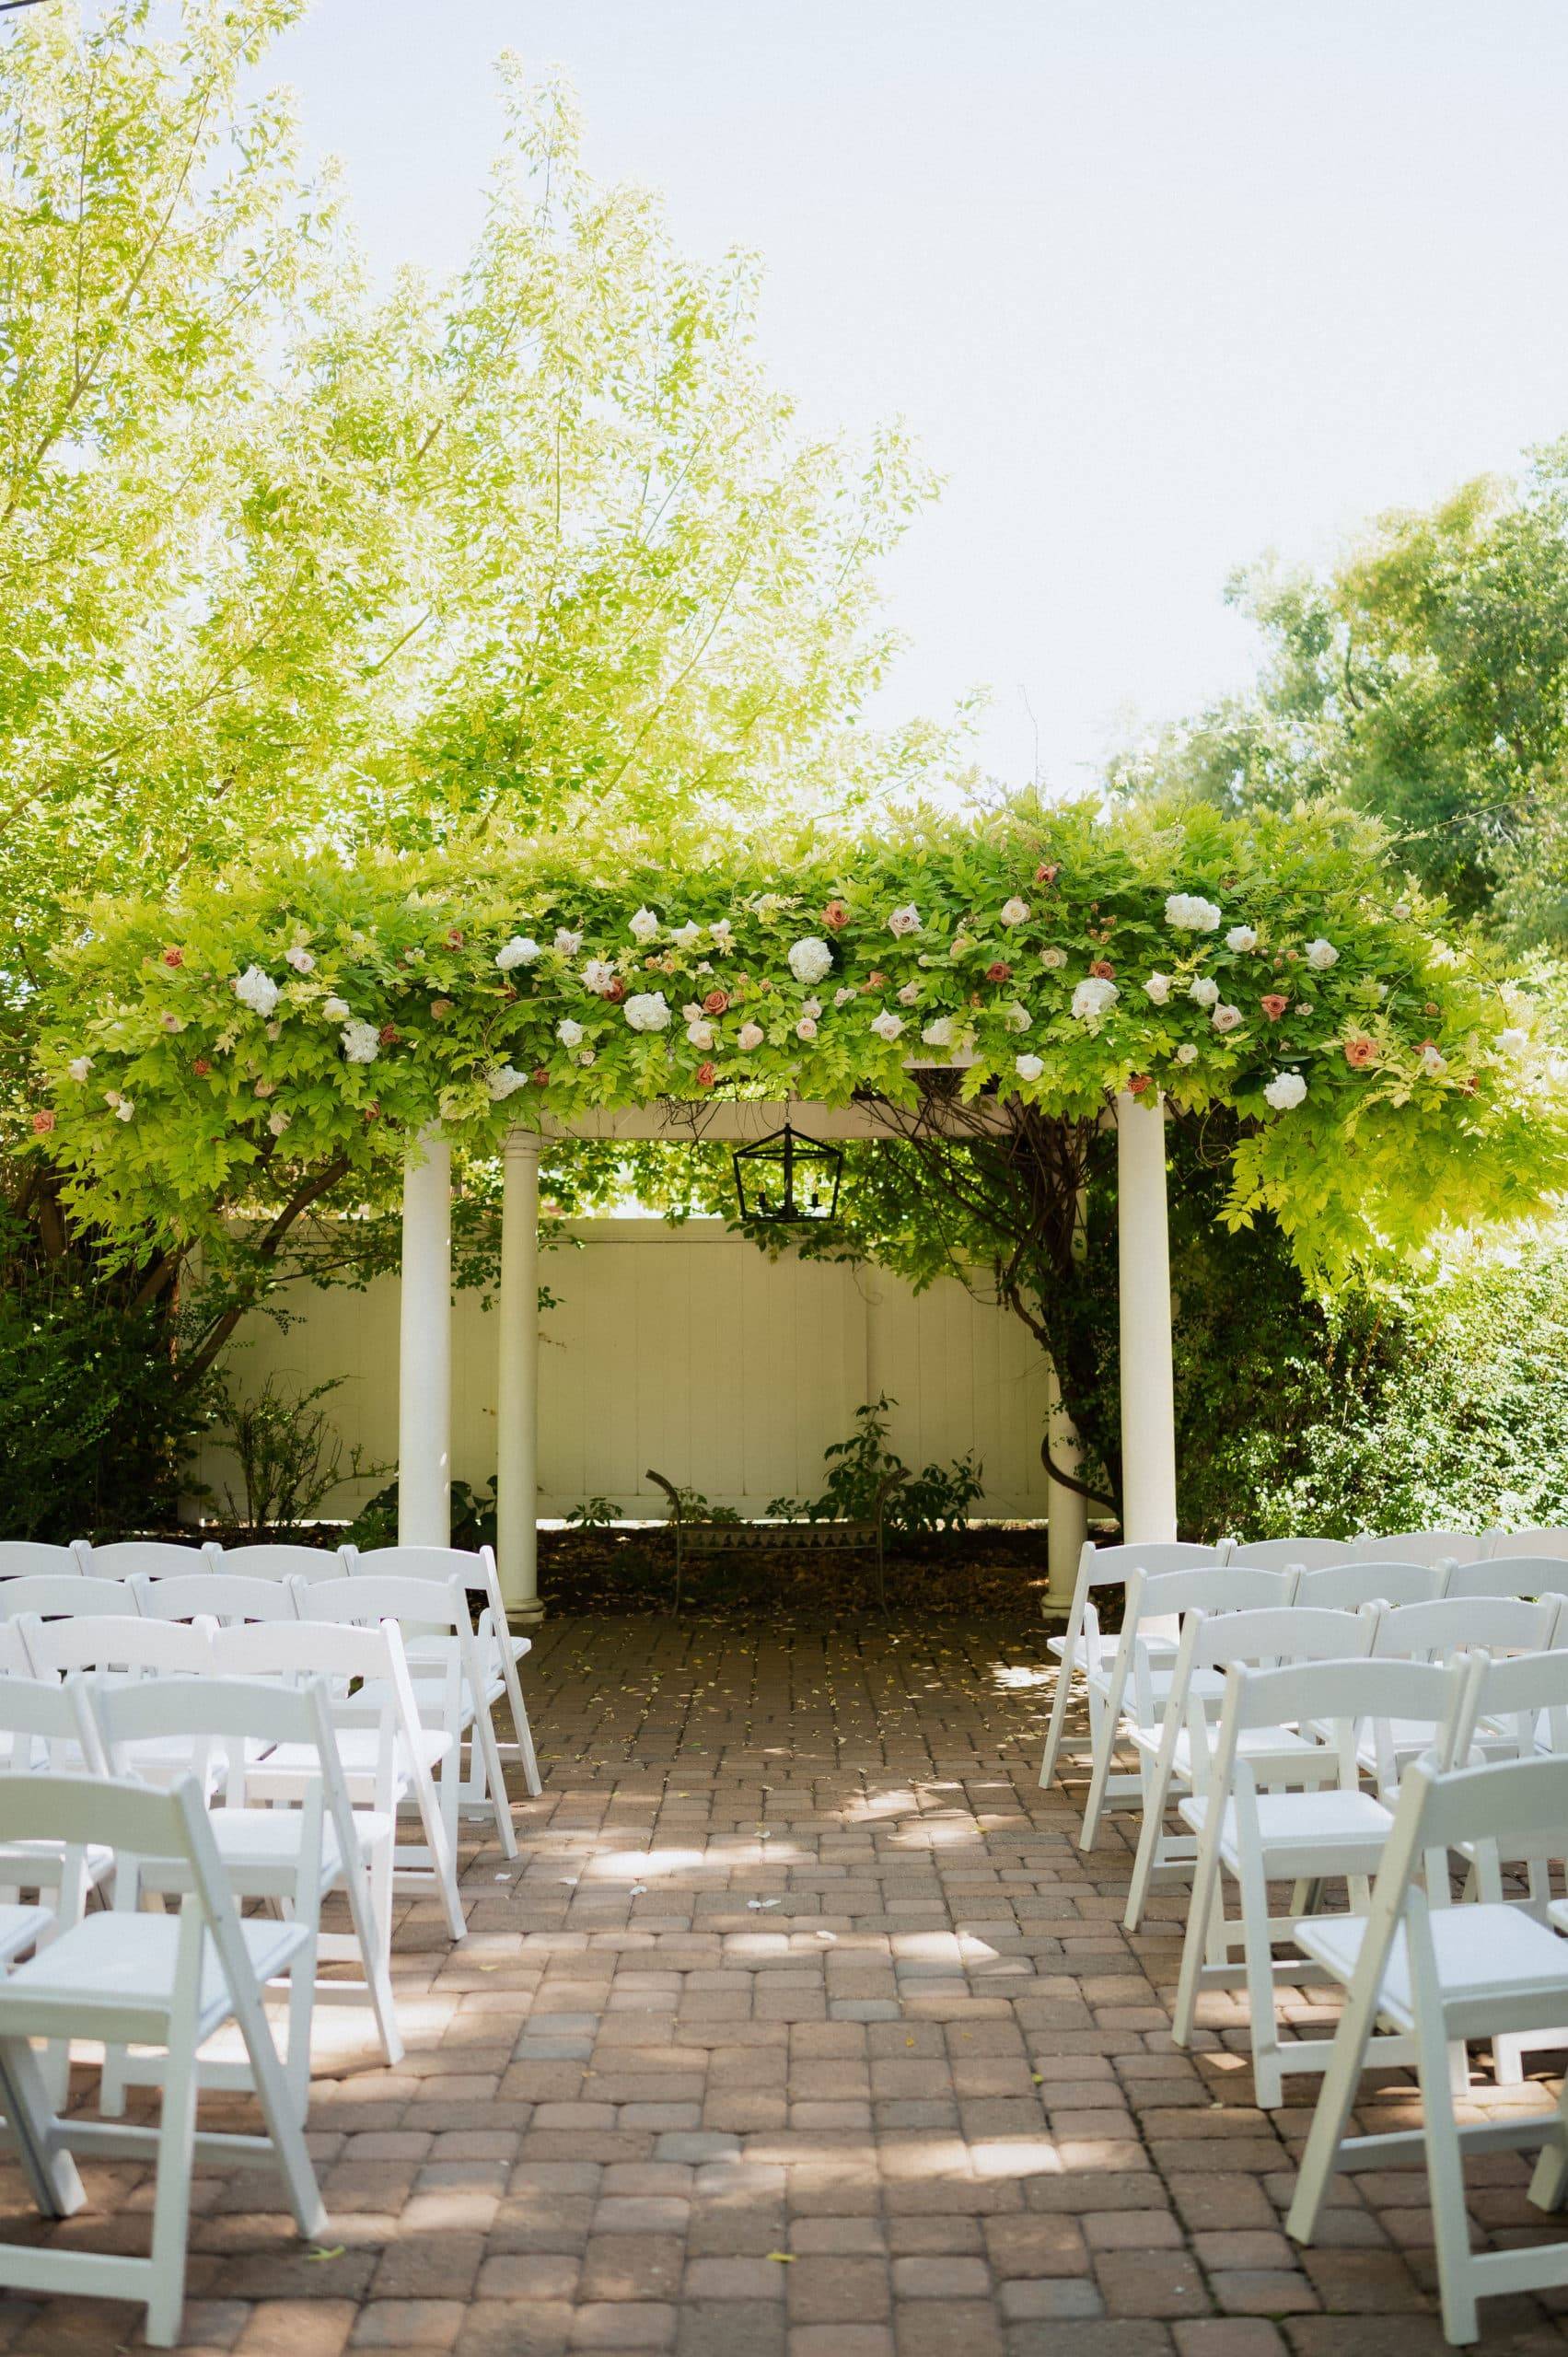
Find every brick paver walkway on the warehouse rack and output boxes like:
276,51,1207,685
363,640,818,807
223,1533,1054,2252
3,1615,1565,2355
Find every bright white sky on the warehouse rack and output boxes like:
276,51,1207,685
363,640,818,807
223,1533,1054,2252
261,0,1568,791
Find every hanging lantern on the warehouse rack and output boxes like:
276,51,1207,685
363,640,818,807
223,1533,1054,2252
732,1120,842,1225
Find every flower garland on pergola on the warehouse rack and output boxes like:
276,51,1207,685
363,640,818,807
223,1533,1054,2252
29,797,1568,1276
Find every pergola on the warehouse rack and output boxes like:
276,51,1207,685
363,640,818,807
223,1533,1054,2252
394,1086,1174,1618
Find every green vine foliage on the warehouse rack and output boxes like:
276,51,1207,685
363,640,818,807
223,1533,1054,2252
29,795,1568,1284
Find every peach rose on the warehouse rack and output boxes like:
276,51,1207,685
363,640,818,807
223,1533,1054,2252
1260,994,1289,1021
703,988,729,1015
1088,958,1115,980
1343,1035,1378,1069
823,900,850,930
30,1109,54,1134
160,946,184,968
986,961,1013,983
695,1061,717,1088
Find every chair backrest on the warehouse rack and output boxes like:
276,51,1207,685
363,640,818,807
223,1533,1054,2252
300,1572,470,1636
1075,1540,1227,1592
0,1541,84,1580
1483,1527,1568,1562
20,1612,214,1681
345,1543,491,1595
0,1623,33,1677
1386,1749,1568,1869
86,1668,327,1791
1443,1556,1568,1603
1187,1602,1376,1674
0,1671,108,1774
0,1574,134,1621
1370,1594,1561,1662
1224,1538,1351,1572
1216,1655,1468,1794
1351,1529,1483,1568
206,1540,349,1583
131,1572,300,1627
80,1539,210,1580
1294,1561,1443,1611
1448,1643,1568,1764
1114,1565,1296,1714
208,1617,412,1819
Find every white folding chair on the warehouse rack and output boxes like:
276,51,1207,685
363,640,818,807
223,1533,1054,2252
131,1572,301,1626
302,1573,517,1861
1076,1563,1296,1852
0,1543,84,1580
1365,1595,1562,1775
1170,1653,1469,2106
1294,1561,1442,1610
1225,1538,1351,1572
212,1616,466,1943
79,1540,209,1580
0,1675,112,2104
345,1542,541,1797
1038,1538,1226,1792
18,1617,217,1784
206,1540,350,1585
1485,1527,1568,1562
0,1771,325,2349
1443,1555,1568,1603
1285,1753,1568,2344
0,1574,134,1622
85,1673,339,2116
1353,1529,1485,1569
1123,1603,1375,1933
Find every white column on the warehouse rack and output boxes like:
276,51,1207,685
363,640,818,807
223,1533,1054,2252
495,1129,542,1620
399,1128,452,1548
1045,1359,1087,1608
1115,1088,1178,1543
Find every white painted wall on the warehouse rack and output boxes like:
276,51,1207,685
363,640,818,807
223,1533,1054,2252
192,1217,1052,1523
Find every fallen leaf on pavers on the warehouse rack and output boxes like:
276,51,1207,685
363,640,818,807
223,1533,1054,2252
765,2252,796,2264
747,1898,780,1910
1031,2073,1044,2084
308,2247,345,2264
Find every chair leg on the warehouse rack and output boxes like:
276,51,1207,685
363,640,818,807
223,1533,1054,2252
1039,1587,1086,1788
343,1840,403,2067
1172,1817,1225,2050
0,2034,86,2218
1414,1997,1481,2344
224,1956,328,2241
1077,1695,1120,1852
408,1754,467,1942
1124,1752,1174,1933
1286,1986,1376,2246
1237,1852,1283,2108
499,1646,542,1799
145,2026,201,2348
1527,2075,1568,2212
471,1695,517,1861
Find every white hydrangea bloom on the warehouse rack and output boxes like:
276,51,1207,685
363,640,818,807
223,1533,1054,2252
1263,1070,1307,1110
486,1064,528,1100
870,1009,905,1041
1071,977,1119,1023
1189,976,1220,1007
1015,1052,1045,1082
1305,938,1339,970
1144,972,1172,1004
629,907,660,943
496,936,540,970
341,1019,379,1064
624,991,671,1032
1225,925,1258,953
1165,893,1223,933
234,966,280,1017
556,1017,585,1048
787,936,833,985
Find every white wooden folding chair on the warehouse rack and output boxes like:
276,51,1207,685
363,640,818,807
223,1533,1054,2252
345,1542,541,1797
79,1540,209,1580
0,1574,134,1622
17,1616,218,1784
1285,1753,1568,2344
1038,1538,1226,1792
1293,1561,1442,1610
85,1673,340,2115
0,1675,112,2105
0,1771,326,2349
206,1540,349,1585
1443,1555,1568,1602
1365,1594,1562,1775
1076,1563,1296,1852
1225,1538,1352,1572
302,1573,517,1861
1353,1529,1484,1568
131,1572,301,1626
212,1615,467,1943
0,1543,85,1579
1123,1603,1376,1933
1171,1653,1469,2107
1485,1527,1568,1562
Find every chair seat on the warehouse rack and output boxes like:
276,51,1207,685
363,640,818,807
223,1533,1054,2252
1295,1902,1568,2036
1135,1723,1329,1775
0,1904,52,1968
0,1910,308,2044
259,1728,450,1784
1180,1785,1393,1871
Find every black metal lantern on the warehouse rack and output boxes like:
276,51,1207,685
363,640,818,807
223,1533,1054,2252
732,1121,842,1225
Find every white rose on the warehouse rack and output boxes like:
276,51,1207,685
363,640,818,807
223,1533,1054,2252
1263,1070,1307,1110
496,935,540,970
671,922,702,949
1005,1003,1030,1032
630,907,660,943
796,1016,819,1040
1225,925,1258,953
1071,977,1119,1024
710,920,734,947
1211,1003,1243,1033
114,1097,135,1121
66,1056,92,1083
870,1009,905,1041
341,1019,379,1064
787,936,833,986
556,1017,585,1048
1144,972,1172,1004
737,1021,764,1051
686,1019,715,1050
1498,1027,1529,1055
1392,901,1412,921
888,903,922,937
233,966,280,1017
486,1064,528,1100
1039,946,1067,970
1419,1042,1446,1075
267,1109,291,1135
802,997,822,1018
624,991,671,1033
897,981,921,1005
582,959,618,996
578,1049,596,1066
1000,897,1030,927
1173,1042,1200,1066
1305,938,1339,970
1015,1053,1045,1082
554,928,582,956
1189,976,1220,1007
921,1016,957,1048
160,1012,185,1034
322,996,351,1021
103,1090,122,1108
285,946,315,974
1165,893,1223,933
264,1020,282,1041
833,987,856,1008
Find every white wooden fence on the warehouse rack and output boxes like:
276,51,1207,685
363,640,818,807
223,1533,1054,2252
192,1216,1053,1524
